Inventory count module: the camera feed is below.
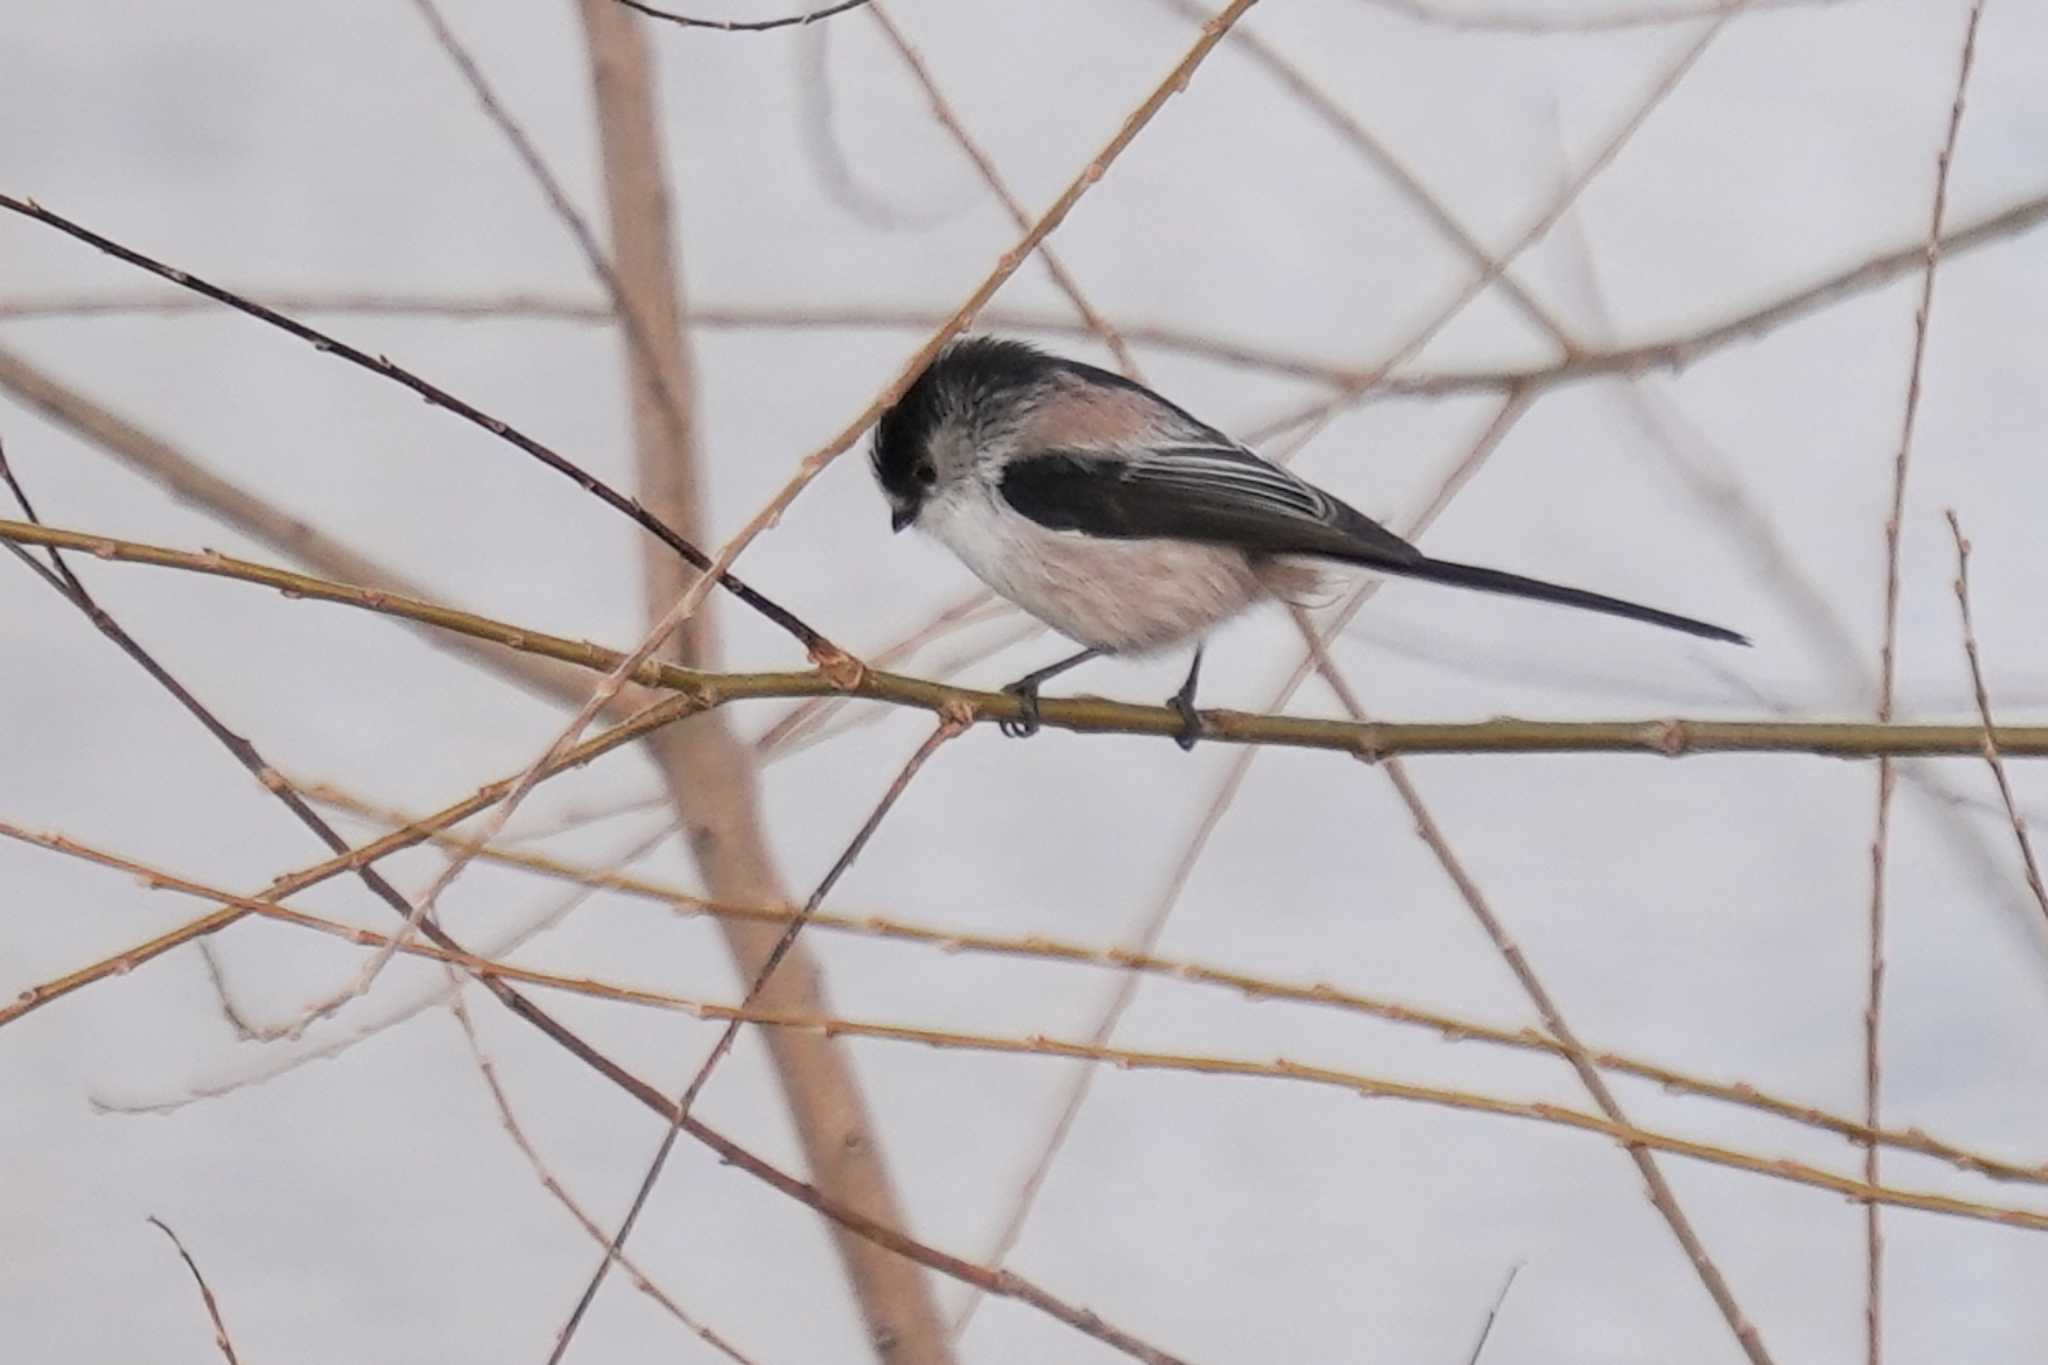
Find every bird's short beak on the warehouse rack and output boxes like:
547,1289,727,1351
890,504,914,533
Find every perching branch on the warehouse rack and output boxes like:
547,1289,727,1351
8,516,2048,760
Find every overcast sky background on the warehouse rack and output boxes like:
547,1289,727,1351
7,1,2048,1361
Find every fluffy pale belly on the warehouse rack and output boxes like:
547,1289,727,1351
923,492,1271,654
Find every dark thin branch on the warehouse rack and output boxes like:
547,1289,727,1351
146,1217,242,1365
1948,511,2048,922
1462,1263,1522,1365
0,193,829,655
612,0,872,32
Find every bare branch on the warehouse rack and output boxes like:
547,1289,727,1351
447,994,762,1364
0,193,829,653
1161,0,1576,353
94,822,681,1113
570,0,956,1352
650,0,1266,643
612,0,872,33
22,819,2048,1240
1309,648,1774,1363
956,395,1531,1330
868,3,1140,375
549,723,959,1362
23,818,2048,1241
1948,511,2048,922
1864,9,1987,1359
0,344,605,709
0,779,1186,1364
19,515,2048,758
1462,1263,1522,1365
146,1217,242,1365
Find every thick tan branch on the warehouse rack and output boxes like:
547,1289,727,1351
572,3,954,1358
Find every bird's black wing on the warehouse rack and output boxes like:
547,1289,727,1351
997,443,1749,645
998,443,1419,564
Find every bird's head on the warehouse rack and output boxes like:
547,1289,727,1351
870,335,1057,532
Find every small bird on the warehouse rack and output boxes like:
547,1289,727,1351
871,336,1746,748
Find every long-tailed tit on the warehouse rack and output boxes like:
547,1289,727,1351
871,337,1746,748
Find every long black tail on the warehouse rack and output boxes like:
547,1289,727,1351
1360,552,1749,646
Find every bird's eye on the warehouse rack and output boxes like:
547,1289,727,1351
912,459,937,486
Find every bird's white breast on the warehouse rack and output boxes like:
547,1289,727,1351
917,480,1269,655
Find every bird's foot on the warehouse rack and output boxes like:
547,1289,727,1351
999,680,1044,739
1168,690,1202,751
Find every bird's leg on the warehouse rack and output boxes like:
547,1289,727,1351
999,648,1099,738
1168,645,1205,751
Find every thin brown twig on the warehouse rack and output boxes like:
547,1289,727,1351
11,184,2044,401
781,619,1040,747
1303,629,1774,1364
1358,188,2048,403
1244,2,1744,450
1947,511,2048,921
571,3,953,1349
1295,393,1768,1361
445,993,761,1364
753,588,1012,756
0,810,1185,1364
146,1217,241,1365
0,434,591,1049
0,397,1163,1365
1546,168,2048,954
405,0,700,485
0,693,701,1030
1162,0,1576,353
750,0,1675,802
271,643,662,1026
636,0,1264,670
549,721,961,1363
18,820,2048,1235
95,820,683,1109
276,0,779,1035
18,514,2048,759
1864,9,1986,1360
955,395,1529,1332
949,717,1255,1339
0,344,618,712
797,20,958,231
0,293,1352,383
868,3,1139,377
80,776,2048,1186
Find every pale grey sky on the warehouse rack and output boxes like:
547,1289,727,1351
6,2,2048,1361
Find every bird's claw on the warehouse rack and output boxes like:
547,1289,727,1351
1000,682,1043,739
1169,691,1202,752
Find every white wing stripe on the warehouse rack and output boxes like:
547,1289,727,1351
1125,447,1331,521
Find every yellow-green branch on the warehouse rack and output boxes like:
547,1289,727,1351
5,517,2043,759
